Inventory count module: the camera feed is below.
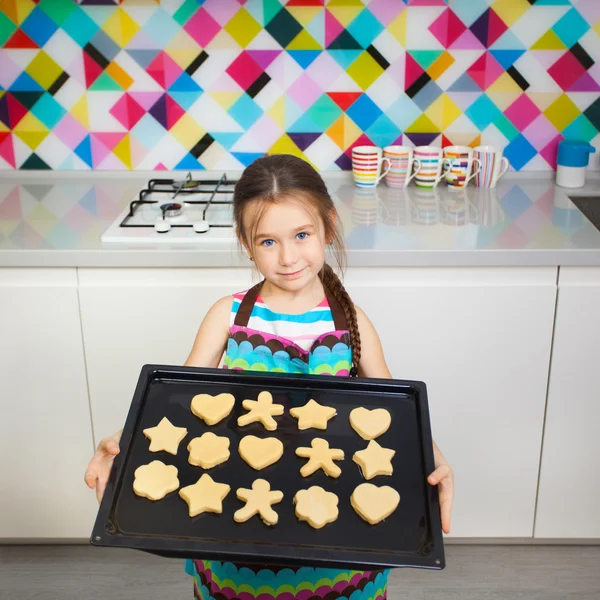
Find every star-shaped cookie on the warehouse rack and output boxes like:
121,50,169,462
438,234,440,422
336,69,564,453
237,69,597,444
143,417,187,455
234,479,284,526
353,440,396,480
237,391,284,431
294,486,339,529
187,432,231,469
179,473,231,517
290,399,337,430
296,438,344,478
133,460,179,501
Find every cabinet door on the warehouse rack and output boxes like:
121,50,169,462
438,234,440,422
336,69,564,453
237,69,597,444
0,268,97,538
346,267,557,538
78,268,253,442
535,267,600,538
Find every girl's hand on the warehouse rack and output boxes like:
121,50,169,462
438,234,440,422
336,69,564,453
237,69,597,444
427,441,454,534
84,432,121,504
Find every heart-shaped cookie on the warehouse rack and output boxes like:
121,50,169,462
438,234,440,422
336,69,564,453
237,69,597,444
239,435,284,470
351,483,400,525
191,393,235,426
349,407,391,440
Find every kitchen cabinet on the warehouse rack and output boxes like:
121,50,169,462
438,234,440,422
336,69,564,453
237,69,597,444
346,267,558,538
534,267,600,538
0,268,97,538
78,268,254,442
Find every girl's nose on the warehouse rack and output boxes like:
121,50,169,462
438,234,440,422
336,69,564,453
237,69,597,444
279,242,298,266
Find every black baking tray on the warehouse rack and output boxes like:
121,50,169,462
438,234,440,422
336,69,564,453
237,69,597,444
91,365,445,570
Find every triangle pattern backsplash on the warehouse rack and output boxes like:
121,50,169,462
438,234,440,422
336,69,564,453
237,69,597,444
0,0,599,171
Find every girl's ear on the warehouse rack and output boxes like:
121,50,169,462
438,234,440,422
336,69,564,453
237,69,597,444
327,209,338,244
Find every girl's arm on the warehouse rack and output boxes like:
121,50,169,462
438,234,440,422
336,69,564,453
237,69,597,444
355,306,454,534
184,295,233,368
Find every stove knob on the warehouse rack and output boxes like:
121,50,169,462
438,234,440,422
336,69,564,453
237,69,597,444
154,220,171,233
193,221,210,233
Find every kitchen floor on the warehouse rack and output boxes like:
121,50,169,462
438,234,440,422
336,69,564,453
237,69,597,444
1,544,599,599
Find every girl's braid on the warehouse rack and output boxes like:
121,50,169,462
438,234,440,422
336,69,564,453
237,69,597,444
319,263,361,376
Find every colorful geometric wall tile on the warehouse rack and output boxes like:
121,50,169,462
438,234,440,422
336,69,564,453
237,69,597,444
0,0,598,171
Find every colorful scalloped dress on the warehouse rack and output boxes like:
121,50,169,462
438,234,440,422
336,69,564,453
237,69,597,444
185,280,390,599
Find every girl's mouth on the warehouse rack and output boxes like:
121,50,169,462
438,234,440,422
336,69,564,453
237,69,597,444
280,267,305,278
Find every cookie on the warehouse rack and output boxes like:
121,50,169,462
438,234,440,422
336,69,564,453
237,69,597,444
187,432,231,469
353,440,395,480
239,435,284,470
349,407,391,440
296,438,344,478
234,479,284,526
179,473,231,517
294,486,339,529
237,391,284,431
191,393,235,426
143,417,187,455
290,399,337,430
133,460,179,501
351,483,400,525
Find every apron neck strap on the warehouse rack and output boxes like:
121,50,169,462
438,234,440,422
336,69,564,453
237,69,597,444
233,279,350,331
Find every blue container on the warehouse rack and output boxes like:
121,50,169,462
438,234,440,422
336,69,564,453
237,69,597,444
557,140,595,167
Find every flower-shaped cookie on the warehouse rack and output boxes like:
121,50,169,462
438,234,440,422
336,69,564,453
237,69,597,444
296,438,344,478
290,399,337,430
133,460,179,501
237,391,284,431
234,479,284,526
294,486,339,529
187,432,231,469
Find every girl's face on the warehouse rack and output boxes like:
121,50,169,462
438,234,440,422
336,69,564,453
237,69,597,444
243,199,328,291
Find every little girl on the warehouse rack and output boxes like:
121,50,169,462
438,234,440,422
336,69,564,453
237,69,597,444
85,154,454,599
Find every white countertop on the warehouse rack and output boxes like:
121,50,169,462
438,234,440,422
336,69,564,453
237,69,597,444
1,170,599,267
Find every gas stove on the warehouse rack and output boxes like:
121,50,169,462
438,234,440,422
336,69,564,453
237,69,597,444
101,172,238,246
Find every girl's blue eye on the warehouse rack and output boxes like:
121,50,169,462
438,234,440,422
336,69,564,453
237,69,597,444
262,239,275,247
296,232,308,240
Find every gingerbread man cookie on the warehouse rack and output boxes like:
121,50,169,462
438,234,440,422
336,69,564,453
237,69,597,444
237,391,284,431
290,399,337,430
143,417,187,455
294,486,339,529
133,460,179,501
353,440,395,480
179,473,231,517
187,432,231,469
191,392,236,426
295,438,344,478
234,479,284,526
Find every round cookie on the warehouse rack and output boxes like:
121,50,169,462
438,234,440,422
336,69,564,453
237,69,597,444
187,432,230,469
294,486,339,529
133,460,179,501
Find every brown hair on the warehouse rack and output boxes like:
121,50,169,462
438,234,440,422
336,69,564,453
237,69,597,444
233,154,361,375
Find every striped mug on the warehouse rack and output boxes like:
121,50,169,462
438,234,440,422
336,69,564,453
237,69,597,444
383,146,422,188
473,146,510,188
414,146,451,189
443,145,482,189
352,146,391,188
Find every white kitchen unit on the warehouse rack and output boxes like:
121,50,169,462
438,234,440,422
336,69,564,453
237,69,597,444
534,266,600,538
346,267,558,538
0,268,97,538
78,267,254,442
